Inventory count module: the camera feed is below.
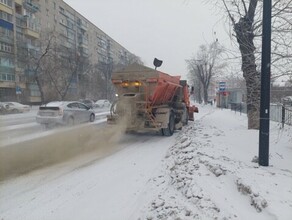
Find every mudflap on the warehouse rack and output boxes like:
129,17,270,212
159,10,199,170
107,114,118,124
188,111,194,121
188,105,199,121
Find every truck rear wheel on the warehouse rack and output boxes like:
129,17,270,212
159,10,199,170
162,112,175,136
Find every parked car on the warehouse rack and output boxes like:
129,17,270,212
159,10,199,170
36,101,95,127
79,99,95,109
95,99,111,108
0,102,9,114
2,102,30,114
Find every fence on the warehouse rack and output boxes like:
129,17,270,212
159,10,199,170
229,102,247,114
270,104,292,127
230,103,292,127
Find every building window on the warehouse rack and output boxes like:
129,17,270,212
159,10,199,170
0,10,13,22
0,57,14,67
0,73,15,81
0,42,12,53
59,6,64,14
0,0,12,7
67,29,75,40
29,84,40,96
0,26,13,38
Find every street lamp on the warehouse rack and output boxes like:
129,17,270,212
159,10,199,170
259,0,272,166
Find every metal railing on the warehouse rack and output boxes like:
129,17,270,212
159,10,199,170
270,104,292,127
229,103,292,127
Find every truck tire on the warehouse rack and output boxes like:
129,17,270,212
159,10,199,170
89,113,95,122
162,112,175,136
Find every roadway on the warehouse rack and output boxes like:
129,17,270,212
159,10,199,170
0,106,109,147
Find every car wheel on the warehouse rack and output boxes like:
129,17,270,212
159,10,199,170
67,117,74,126
12,109,19,114
89,113,95,122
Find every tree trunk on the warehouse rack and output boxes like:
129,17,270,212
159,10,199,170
35,75,45,104
203,86,208,104
197,82,202,103
235,17,260,129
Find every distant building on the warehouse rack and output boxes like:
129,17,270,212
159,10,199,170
0,0,137,103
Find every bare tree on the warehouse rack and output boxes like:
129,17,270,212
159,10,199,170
24,30,94,102
221,0,260,129
23,32,56,103
216,0,292,129
186,42,225,103
44,45,91,101
187,69,203,103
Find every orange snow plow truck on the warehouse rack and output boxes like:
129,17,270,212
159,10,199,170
107,63,198,136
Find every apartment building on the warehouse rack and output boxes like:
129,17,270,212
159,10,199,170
0,0,135,103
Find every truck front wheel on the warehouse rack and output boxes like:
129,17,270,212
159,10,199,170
162,112,175,136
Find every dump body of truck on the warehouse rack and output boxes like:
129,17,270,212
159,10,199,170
107,63,198,136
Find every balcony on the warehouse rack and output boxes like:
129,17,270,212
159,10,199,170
0,18,13,31
0,81,15,88
79,22,87,31
78,47,89,57
24,28,40,39
78,37,88,48
23,0,40,13
0,3,13,14
15,0,23,4
24,69,35,77
77,19,88,31
23,18,40,39
0,66,14,74
0,32,14,44
78,41,88,48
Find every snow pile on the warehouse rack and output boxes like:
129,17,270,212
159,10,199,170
137,106,292,220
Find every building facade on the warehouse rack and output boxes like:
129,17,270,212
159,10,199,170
0,0,136,103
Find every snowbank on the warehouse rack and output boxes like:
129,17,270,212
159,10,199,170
135,105,292,220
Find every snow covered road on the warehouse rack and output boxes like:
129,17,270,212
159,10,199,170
0,132,175,220
0,109,109,146
0,105,291,220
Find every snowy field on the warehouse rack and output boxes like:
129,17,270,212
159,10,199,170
0,105,291,220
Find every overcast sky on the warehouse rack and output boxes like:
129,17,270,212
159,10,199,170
63,0,230,78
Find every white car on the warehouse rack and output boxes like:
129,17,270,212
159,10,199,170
95,99,111,108
36,101,95,127
2,102,30,113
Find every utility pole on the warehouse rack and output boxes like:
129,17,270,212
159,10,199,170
259,0,272,166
